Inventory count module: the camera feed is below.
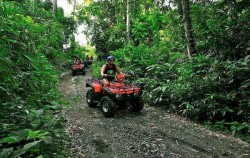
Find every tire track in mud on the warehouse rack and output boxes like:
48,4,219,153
59,70,250,158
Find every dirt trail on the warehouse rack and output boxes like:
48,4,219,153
59,69,249,158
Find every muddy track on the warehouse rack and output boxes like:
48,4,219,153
59,69,249,158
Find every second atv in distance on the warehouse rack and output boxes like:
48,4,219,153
86,74,144,118
71,61,85,76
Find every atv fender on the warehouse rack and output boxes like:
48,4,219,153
86,79,103,93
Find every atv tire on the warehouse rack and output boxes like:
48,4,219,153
100,96,117,118
129,98,144,112
86,89,97,108
82,70,86,75
72,70,76,76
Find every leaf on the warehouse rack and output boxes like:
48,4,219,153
23,55,39,70
28,130,49,140
31,120,42,128
23,141,41,151
7,39,17,43
9,129,30,139
0,137,18,144
240,80,250,89
29,109,44,117
24,16,34,24
14,141,41,157
0,147,14,157
237,125,246,131
43,105,61,111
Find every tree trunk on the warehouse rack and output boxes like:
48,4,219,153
53,0,57,16
181,0,196,59
31,0,35,12
73,0,77,18
126,0,130,43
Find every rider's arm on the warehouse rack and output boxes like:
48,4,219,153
101,65,107,77
115,65,122,74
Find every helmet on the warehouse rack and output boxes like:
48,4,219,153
106,55,115,61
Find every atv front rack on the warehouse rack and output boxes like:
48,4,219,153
86,79,142,95
104,84,141,95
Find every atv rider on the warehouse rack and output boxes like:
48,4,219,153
74,55,83,64
101,55,122,87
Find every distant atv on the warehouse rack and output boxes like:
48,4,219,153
86,74,144,118
71,62,85,76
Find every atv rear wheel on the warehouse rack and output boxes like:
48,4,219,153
128,98,144,112
86,89,97,107
100,96,117,118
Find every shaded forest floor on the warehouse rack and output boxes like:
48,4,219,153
59,69,249,158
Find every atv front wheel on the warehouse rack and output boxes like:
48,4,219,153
86,89,97,107
82,70,86,75
129,98,144,112
100,96,117,118
72,70,76,76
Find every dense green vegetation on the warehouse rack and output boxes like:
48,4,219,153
0,0,83,157
79,0,250,142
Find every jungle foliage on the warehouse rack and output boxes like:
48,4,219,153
79,0,250,142
0,0,79,157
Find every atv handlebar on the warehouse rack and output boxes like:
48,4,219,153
103,74,130,78
102,74,115,78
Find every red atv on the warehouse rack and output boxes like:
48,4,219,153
86,74,144,118
71,62,85,76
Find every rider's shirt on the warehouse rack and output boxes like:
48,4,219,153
103,64,117,81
